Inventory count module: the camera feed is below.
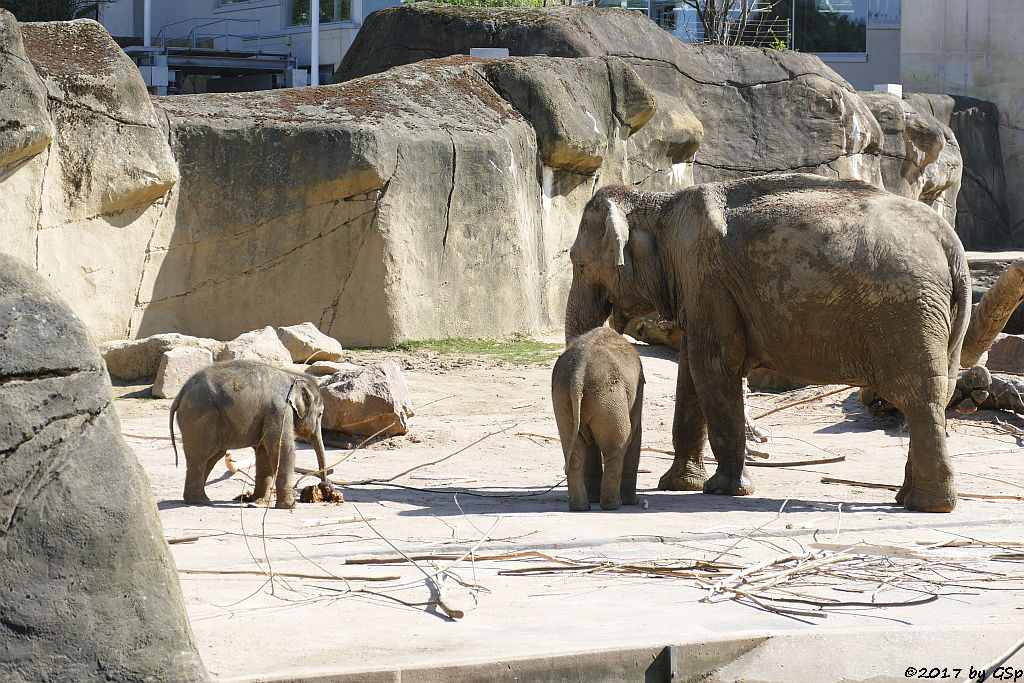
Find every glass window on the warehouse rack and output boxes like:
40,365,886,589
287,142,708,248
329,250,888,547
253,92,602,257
288,0,351,25
793,0,867,53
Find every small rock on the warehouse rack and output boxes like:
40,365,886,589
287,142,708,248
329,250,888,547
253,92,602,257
151,347,213,398
320,361,414,436
987,333,1024,372
218,326,292,367
277,322,343,363
955,398,978,414
962,364,992,390
101,333,225,380
307,360,361,376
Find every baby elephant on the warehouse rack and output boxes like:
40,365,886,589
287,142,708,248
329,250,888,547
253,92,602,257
170,359,329,508
551,327,645,511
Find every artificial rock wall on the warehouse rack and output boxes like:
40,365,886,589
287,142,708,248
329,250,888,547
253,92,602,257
0,6,970,346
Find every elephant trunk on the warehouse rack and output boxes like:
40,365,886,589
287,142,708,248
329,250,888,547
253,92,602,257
311,424,329,484
565,276,611,344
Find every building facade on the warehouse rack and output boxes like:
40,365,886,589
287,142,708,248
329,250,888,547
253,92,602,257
98,0,399,91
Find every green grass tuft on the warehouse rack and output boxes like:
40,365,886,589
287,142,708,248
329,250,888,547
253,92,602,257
379,333,563,364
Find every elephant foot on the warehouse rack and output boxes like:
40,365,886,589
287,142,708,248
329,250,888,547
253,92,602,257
183,492,212,506
658,468,707,491
569,499,592,512
702,470,754,496
620,492,638,506
275,499,296,510
899,485,956,513
587,488,601,504
600,496,622,511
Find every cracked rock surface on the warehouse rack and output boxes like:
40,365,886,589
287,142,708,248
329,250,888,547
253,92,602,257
0,253,206,682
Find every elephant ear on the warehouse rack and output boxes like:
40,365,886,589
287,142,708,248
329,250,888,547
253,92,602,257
286,379,317,419
602,198,634,280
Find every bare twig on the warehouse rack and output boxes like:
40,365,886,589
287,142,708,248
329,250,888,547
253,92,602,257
343,423,517,486
178,569,399,581
753,386,854,420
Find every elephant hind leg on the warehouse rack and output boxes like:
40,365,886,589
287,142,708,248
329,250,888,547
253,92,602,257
583,440,602,504
183,447,224,505
565,435,592,512
895,399,956,512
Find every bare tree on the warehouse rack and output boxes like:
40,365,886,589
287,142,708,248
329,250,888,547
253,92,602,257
0,0,115,21
681,0,779,46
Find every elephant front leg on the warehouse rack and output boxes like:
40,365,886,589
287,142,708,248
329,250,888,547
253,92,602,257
252,445,274,504
274,439,297,510
689,346,753,497
659,349,708,491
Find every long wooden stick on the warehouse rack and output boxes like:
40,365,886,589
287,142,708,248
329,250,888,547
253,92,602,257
178,569,399,581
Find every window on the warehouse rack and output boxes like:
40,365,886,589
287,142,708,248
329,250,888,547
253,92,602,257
792,0,867,53
288,0,350,25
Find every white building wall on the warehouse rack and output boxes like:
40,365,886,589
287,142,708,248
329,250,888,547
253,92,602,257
901,0,1024,236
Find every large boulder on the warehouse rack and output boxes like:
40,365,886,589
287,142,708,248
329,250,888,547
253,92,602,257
276,322,344,363
151,346,214,398
320,362,414,436
101,332,225,381
218,326,293,367
147,54,671,345
0,253,206,681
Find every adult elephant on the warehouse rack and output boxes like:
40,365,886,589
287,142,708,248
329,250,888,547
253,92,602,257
564,173,970,512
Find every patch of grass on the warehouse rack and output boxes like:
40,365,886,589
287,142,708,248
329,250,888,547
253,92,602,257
403,0,543,7
384,333,563,364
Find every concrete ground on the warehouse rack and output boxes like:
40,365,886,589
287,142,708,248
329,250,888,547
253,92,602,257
115,340,1024,682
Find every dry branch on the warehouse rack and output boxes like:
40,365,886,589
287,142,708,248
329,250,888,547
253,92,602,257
962,259,1024,366
752,386,854,420
820,476,1024,501
178,569,399,581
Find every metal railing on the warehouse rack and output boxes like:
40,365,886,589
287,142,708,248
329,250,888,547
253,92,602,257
155,17,264,52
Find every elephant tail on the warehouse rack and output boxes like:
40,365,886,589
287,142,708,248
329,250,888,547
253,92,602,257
169,393,182,468
560,371,586,476
948,245,972,369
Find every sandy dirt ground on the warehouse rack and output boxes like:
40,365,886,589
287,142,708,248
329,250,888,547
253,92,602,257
113,336,1024,682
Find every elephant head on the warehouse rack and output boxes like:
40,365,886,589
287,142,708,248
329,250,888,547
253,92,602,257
287,375,329,480
565,187,671,343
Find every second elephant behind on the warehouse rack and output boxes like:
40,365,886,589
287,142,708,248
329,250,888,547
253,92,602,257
564,173,970,512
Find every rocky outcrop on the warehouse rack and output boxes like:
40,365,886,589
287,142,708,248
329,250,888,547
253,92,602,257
0,8,969,347
907,93,1014,250
0,13,177,342
0,254,206,682
859,91,961,227
334,3,891,189
146,54,675,345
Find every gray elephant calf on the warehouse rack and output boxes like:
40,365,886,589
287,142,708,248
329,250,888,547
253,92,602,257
170,359,329,508
552,327,644,511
